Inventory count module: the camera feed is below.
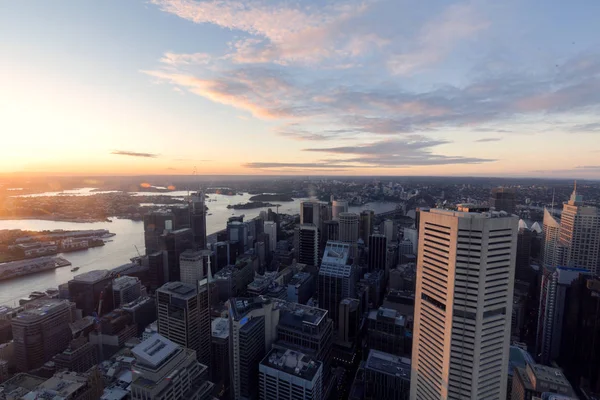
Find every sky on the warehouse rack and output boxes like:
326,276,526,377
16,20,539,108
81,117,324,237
1,0,600,178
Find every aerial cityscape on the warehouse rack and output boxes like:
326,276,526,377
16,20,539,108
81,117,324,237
2,0,600,399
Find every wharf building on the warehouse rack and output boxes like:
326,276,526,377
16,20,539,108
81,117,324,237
259,348,323,400
130,334,214,400
411,205,518,400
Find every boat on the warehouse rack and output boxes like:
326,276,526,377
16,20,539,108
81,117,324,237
71,267,80,272
208,213,212,216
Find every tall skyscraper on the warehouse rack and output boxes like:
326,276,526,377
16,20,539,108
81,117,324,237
68,269,114,317
160,228,195,282
535,266,586,365
264,221,277,255
301,201,321,227
360,210,375,241
368,234,387,272
323,220,339,243
12,299,74,372
156,282,211,369
297,224,320,268
559,185,600,273
383,219,394,243
339,212,359,257
490,187,516,215
143,210,174,253
112,276,142,308
411,205,518,400
130,333,214,400
259,348,323,400
318,241,355,329
190,191,207,249
541,208,562,268
516,222,533,281
228,297,280,400
179,249,205,286
332,200,348,220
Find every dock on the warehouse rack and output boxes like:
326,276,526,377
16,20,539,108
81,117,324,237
0,256,71,281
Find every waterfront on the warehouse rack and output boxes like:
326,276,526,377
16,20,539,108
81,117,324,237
0,192,399,306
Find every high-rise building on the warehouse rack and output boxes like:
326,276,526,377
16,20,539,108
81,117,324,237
179,249,205,286
112,276,142,308
156,282,211,368
323,220,339,243
68,269,114,317
360,210,375,241
366,307,411,358
147,251,166,291
559,274,600,394
298,225,320,268
383,219,394,243
52,336,98,373
130,333,214,400
12,299,74,372
535,266,585,364
516,222,533,281
287,272,314,304
368,234,387,272
339,212,359,258
332,200,348,220
190,191,207,250
211,317,230,397
301,201,321,227
160,228,195,282
228,220,248,250
144,210,175,253
511,362,576,400
339,298,361,346
411,205,518,400
318,242,355,329
259,348,323,400
212,241,230,273
490,187,516,215
559,185,600,273
228,297,280,400
542,208,562,268
264,221,277,255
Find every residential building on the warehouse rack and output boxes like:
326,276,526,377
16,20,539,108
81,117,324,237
411,205,518,400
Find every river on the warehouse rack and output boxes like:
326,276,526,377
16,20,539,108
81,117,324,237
0,190,399,306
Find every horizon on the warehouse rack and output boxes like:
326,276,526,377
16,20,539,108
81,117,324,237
2,1,600,178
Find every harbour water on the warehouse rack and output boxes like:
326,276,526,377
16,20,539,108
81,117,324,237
0,190,399,306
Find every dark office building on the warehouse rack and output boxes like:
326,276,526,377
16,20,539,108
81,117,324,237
120,296,157,336
213,241,230,273
171,204,191,230
190,192,207,249
143,210,174,253
349,349,411,400
298,225,319,269
68,270,114,317
318,242,355,328
211,318,230,396
368,234,387,272
53,336,98,373
490,187,516,215
366,307,412,358
560,275,600,393
360,210,375,242
516,225,533,281
147,251,166,291
324,220,339,243
159,228,194,282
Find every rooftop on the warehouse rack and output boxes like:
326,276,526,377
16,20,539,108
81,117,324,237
156,281,197,299
14,299,70,321
24,371,90,399
112,275,140,290
288,272,312,287
132,334,179,368
365,349,411,379
431,206,515,219
368,307,406,327
211,317,229,339
260,348,322,382
72,269,112,283
320,241,352,277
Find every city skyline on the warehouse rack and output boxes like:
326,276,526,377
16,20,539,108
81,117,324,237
2,0,600,178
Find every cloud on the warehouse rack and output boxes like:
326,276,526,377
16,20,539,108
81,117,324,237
111,150,158,158
160,52,211,66
388,3,489,75
244,162,366,169
569,122,600,132
474,137,502,142
303,137,495,167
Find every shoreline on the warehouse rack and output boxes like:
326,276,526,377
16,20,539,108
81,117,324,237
0,216,115,223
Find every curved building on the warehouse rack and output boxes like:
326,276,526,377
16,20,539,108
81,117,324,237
332,200,348,220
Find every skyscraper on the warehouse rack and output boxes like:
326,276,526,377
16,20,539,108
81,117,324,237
297,224,320,268
559,184,600,273
228,297,280,400
263,221,277,255
179,249,205,286
490,187,516,215
301,201,321,227
411,205,518,400
535,266,586,365
383,219,394,243
12,299,74,372
156,282,211,369
360,210,375,241
332,200,348,220
68,269,114,317
368,234,387,272
318,241,355,329
516,222,533,281
542,208,562,268
323,220,339,243
160,228,195,282
143,210,174,253
339,212,359,257
190,191,207,250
